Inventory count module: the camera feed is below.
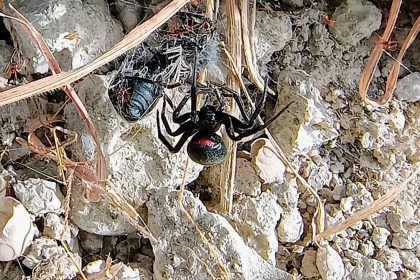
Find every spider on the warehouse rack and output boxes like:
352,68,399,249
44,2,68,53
156,62,293,165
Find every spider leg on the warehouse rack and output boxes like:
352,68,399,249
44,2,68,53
223,102,294,141
209,81,251,123
217,112,254,131
190,47,199,123
248,76,269,125
156,111,195,153
160,99,192,136
163,94,192,124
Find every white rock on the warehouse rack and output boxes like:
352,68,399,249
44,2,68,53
13,178,64,216
83,259,147,280
147,188,293,280
343,182,374,212
300,249,319,278
70,181,136,235
231,191,282,263
277,208,303,243
359,240,375,257
340,196,354,214
349,257,388,280
395,72,420,102
6,0,123,73
306,160,332,191
0,197,36,261
255,11,292,73
392,229,420,250
371,227,390,248
330,0,382,45
376,247,403,272
271,175,299,209
23,237,82,280
235,158,262,196
43,213,79,251
316,243,345,280
400,251,420,272
64,75,202,235
270,74,338,155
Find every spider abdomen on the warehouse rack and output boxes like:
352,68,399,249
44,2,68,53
187,132,226,165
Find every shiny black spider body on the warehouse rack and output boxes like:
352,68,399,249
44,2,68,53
157,63,293,165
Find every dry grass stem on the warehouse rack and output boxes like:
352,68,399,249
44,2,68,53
178,160,230,279
218,0,242,214
104,186,157,243
358,0,401,105
315,166,420,241
240,0,275,95
381,16,420,105
59,171,88,280
0,0,190,106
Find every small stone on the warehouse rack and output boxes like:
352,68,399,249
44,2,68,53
235,158,262,196
340,197,354,214
330,0,382,45
395,72,420,102
255,11,292,73
350,258,388,280
79,230,103,253
0,41,14,76
376,247,403,272
43,213,79,252
316,243,345,280
231,191,282,263
13,179,64,216
400,251,420,272
23,237,81,279
301,249,319,278
277,208,304,243
371,227,390,248
115,0,142,32
283,0,304,7
359,240,375,257
392,229,420,250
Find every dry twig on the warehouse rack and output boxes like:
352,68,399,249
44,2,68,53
315,166,420,241
358,0,420,105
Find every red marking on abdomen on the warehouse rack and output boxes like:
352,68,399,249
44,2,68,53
194,138,215,147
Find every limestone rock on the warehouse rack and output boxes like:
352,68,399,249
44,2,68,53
5,0,123,73
147,188,293,280
330,0,382,45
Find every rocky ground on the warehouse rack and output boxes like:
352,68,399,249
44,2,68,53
0,0,419,279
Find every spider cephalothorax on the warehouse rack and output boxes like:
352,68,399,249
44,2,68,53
156,65,293,165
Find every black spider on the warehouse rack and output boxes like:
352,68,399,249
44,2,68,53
156,63,293,166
